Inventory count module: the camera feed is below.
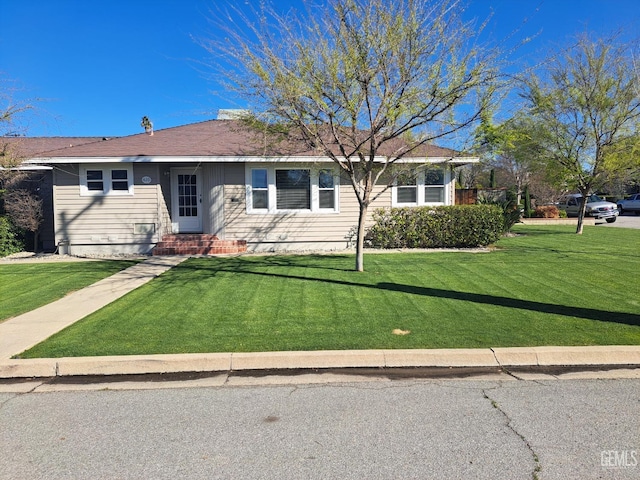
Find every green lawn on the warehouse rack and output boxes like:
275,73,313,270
0,260,140,322
19,225,640,358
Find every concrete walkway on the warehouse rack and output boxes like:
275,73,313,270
1,256,640,379
0,256,186,366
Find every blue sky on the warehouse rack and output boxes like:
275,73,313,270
1,0,639,138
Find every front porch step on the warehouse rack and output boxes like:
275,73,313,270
152,234,247,256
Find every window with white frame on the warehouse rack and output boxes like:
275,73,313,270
424,167,445,203
80,165,134,196
392,166,447,206
247,165,339,213
318,169,336,209
395,171,418,204
276,169,310,210
251,169,269,209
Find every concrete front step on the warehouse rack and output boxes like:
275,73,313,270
153,247,246,255
154,241,243,248
152,235,247,256
160,234,220,242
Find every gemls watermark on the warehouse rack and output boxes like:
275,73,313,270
601,450,638,469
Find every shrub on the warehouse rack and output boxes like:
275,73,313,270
0,216,24,257
477,195,521,233
533,205,560,218
365,205,503,249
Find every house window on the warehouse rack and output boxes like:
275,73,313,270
318,169,335,209
251,169,269,210
246,165,339,213
276,169,310,210
396,172,418,205
80,165,133,196
111,169,130,191
424,167,445,203
86,170,104,191
178,174,198,216
392,166,448,206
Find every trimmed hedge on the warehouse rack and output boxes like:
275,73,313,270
365,205,503,249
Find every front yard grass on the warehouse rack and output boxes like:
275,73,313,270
0,260,140,322
19,225,640,358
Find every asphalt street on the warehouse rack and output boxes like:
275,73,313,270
598,212,640,229
1,372,639,479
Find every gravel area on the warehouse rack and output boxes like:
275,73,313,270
0,252,149,263
1,247,489,264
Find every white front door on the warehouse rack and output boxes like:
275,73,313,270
171,168,202,233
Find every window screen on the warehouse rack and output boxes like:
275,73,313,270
276,169,310,210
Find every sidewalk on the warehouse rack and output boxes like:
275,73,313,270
1,256,640,379
0,256,186,369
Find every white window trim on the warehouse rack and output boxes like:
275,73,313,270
392,167,449,207
80,164,134,196
246,164,340,214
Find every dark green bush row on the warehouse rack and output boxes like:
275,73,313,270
365,205,503,249
0,216,24,257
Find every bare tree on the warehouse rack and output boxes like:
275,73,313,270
3,189,43,250
522,33,640,233
1,75,34,162
1,75,41,251
1,77,34,188
203,0,503,271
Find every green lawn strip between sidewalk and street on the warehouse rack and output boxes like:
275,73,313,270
17,226,640,358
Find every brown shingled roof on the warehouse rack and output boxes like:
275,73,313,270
33,120,306,158
24,119,462,160
2,136,104,159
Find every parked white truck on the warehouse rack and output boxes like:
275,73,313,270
617,193,640,215
557,194,619,223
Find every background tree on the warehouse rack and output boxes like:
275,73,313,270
475,113,546,204
3,189,43,250
205,0,503,271
522,33,640,233
1,76,39,253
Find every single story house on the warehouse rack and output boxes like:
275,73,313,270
16,119,478,255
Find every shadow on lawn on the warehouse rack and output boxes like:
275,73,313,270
494,243,640,262
198,267,639,330
376,282,640,327
187,254,356,272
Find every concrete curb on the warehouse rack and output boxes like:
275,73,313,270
492,345,640,366
1,346,639,379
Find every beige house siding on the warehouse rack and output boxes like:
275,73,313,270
53,164,163,255
157,165,172,238
223,163,390,251
203,163,226,237
48,161,458,255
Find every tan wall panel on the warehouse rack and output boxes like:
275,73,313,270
223,182,390,245
53,178,161,247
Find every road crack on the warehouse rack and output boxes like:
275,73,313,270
483,388,542,480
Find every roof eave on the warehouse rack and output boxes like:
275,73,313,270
26,155,480,165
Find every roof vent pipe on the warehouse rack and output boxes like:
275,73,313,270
141,116,153,136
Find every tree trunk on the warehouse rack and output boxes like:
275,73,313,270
355,202,368,272
354,171,374,272
576,195,588,234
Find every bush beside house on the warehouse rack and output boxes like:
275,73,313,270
0,216,24,257
365,205,503,249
